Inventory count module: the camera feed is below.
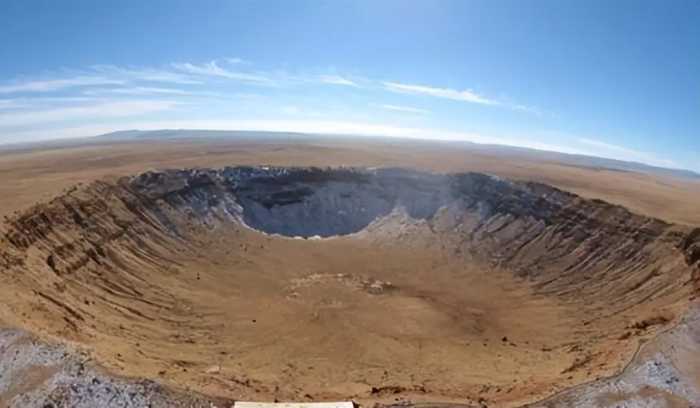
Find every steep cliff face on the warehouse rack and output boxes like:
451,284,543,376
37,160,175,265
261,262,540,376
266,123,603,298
437,174,697,305
229,167,450,237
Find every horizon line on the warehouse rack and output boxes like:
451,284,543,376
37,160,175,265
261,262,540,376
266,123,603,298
1,127,698,177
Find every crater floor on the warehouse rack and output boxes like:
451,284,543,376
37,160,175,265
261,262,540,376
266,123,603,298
0,166,698,407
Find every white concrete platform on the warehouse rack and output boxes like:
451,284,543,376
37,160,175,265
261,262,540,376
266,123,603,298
235,402,354,408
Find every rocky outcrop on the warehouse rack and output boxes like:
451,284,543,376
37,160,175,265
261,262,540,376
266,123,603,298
0,329,230,408
681,228,700,266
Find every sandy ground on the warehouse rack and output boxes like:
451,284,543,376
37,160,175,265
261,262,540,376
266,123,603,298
1,137,699,226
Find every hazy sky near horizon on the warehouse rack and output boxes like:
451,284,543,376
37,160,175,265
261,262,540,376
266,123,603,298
1,0,698,171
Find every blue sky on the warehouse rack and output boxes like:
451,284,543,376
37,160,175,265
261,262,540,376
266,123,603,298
0,0,698,171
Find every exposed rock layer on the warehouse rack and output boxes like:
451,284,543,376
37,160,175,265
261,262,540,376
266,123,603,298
6,166,694,300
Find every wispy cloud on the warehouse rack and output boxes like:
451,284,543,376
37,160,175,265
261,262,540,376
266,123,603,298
225,57,248,65
578,138,676,168
383,81,498,106
0,65,202,96
0,99,30,110
1,96,97,105
83,86,190,96
0,76,126,94
0,100,179,128
0,96,97,112
319,75,358,87
91,65,202,85
511,104,543,116
382,81,542,115
172,61,273,84
376,104,430,115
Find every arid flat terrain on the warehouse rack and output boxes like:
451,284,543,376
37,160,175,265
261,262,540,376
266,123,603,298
1,135,699,225
0,134,698,407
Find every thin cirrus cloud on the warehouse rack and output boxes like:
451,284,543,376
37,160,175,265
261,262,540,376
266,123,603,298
172,61,273,84
577,138,676,167
0,96,98,112
0,99,31,110
383,81,545,115
376,104,430,115
91,65,203,85
0,100,180,128
0,76,127,94
383,81,499,106
319,75,358,87
0,66,202,97
225,57,248,65
0,61,535,117
83,86,191,96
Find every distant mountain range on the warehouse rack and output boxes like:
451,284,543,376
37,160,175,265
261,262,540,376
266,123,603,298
464,142,700,181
